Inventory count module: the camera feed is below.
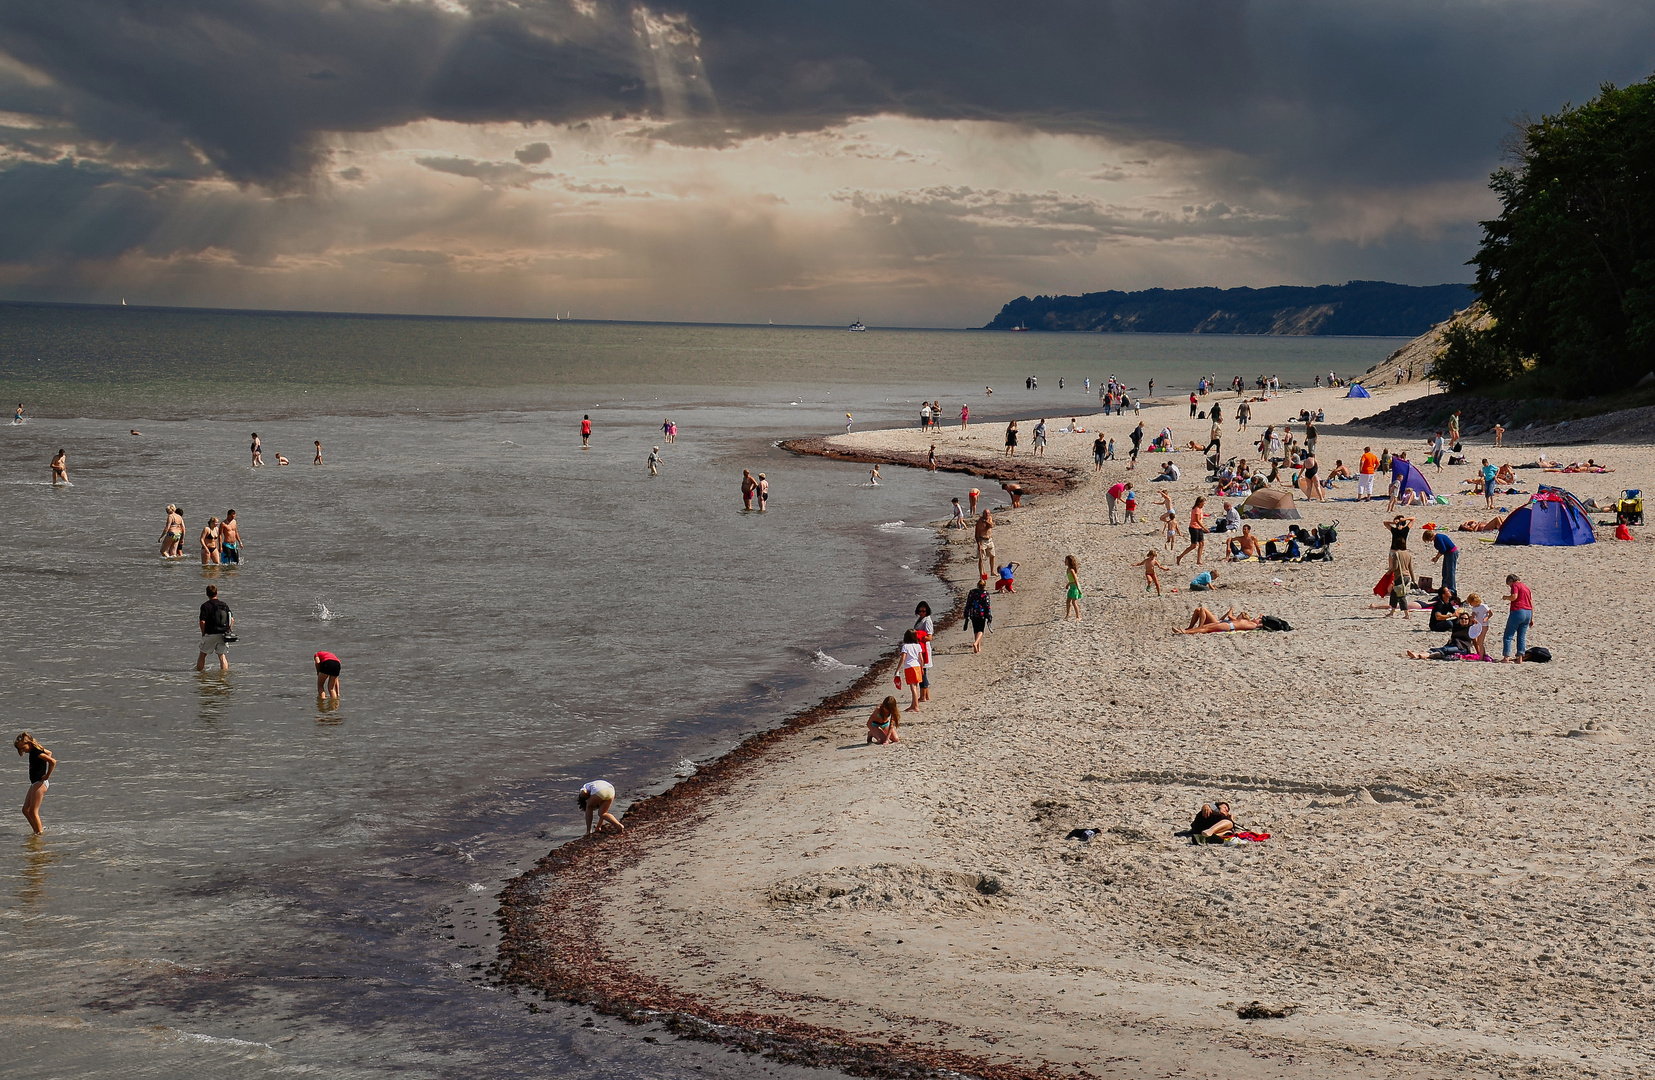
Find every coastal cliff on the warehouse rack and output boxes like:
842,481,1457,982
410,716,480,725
983,281,1472,335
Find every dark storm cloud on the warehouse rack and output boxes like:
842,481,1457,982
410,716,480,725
2,1,1653,191
417,156,541,188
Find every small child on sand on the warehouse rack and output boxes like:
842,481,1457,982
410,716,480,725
1064,555,1083,619
1123,488,1138,522
950,497,966,529
1133,550,1171,596
1161,512,1180,550
994,561,1019,593
898,631,924,711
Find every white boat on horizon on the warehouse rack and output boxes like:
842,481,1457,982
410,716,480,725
848,320,867,332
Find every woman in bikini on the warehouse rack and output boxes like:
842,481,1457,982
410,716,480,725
867,696,902,744
1176,606,1262,634
159,505,185,558
199,516,221,565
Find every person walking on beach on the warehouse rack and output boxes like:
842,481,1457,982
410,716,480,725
898,630,925,711
1063,555,1083,619
913,602,934,702
648,446,662,476
314,650,342,703
581,414,592,448
1032,418,1047,457
220,510,243,565
50,449,67,486
950,497,966,529
1502,574,1534,663
1132,549,1171,596
867,697,902,744
1189,392,1198,418
963,576,992,653
1107,480,1127,525
740,469,757,511
1177,497,1209,565
1003,420,1018,456
927,443,937,471
975,508,996,576
197,584,233,673
757,473,769,512
1092,433,1106,470
920,402,931,429
199,516,222,565
1358,446,1379,501
1129,422,1144,469
1481,458,1498,508
160,505,185,558
251,433,264,467
15,732,55,835
313,440,324,465
846,412,853,432
578,780,624,834
1423,525,1458,597
1493,423,1504,447
960,403,969,429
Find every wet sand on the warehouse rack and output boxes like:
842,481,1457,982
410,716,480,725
500,383,1655,1079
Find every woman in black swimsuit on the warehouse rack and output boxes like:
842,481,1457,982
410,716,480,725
1004,420,1018,456
15,732,55,834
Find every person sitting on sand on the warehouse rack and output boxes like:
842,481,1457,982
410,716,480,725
867,696,902,744
1132,552,1171,595
1190,801,1235,844
577,780,624,835
1227,524,1261,561
1496,463,1516,485
1189,568,1220,591
994,560,1019,593
1176,606,1263,634
275,453,290,466
1428,586,1459,632
1406,611,1477,660
1458,513,1506,532
1154,461,1181,482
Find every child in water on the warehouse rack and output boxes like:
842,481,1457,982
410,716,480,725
869,465,880,485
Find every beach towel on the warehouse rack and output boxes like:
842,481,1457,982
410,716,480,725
1373,570,1394,597
1230,830,1270,842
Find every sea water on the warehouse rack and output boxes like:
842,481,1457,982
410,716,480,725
0,304,1405,1078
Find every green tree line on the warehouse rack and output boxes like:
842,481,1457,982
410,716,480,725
1438,75,1655,395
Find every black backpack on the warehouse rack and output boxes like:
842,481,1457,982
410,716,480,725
1524,646,1552,663
1261,615,1292,632
206,600,232,634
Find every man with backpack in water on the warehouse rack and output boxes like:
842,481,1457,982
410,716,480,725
197,584,234,672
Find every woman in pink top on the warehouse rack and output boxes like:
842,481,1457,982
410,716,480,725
960,403,969,429
1501,573,1534,662
1176,497,1209,565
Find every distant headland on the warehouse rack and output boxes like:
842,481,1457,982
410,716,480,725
983,280,1473,336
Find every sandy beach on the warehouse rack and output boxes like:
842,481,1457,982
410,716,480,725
500,381,1655,1079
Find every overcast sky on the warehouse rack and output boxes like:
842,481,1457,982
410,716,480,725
1,1,1651,326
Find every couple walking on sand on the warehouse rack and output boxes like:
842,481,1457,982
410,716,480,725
740,469,769,512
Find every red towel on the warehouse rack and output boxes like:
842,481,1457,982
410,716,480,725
1231,830,1271,842
1373,571,1394,597
1616,523,1635,541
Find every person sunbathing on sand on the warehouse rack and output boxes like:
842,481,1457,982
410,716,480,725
1131,550,1171,596
1459,514,1506,532
1176,606,1262,633
1406,612,1477,660
1190,802,1236,844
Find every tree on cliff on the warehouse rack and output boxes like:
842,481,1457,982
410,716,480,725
1471,75,1655,395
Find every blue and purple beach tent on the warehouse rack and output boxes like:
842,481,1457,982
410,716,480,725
1495,486,1596,547
1391,457,1433,501
1346,384,1371,398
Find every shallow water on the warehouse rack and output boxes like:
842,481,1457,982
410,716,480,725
0,305,1406,1077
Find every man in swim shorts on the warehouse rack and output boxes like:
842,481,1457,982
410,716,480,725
975,508,996,576
197,584,233,672
581,414,592,447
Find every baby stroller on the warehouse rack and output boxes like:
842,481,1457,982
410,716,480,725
1617,490,1643,526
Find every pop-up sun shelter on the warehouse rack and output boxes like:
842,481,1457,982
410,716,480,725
1495,486,1596,546
1346,384,1371,398
1391,457,1434,502
1241,487,1301,519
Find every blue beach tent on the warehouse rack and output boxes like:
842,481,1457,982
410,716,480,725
1391,457,1433,501
1346,384,1371,398
1494,486,1596,547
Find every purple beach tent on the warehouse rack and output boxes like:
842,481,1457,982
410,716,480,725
1346,384,1371,398
1390,457,1434,502
1494,486,1596,546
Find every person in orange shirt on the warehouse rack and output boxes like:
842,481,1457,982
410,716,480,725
1357,445,1380,501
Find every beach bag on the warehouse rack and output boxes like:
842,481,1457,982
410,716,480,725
1524,646,1552,663
1260,615,1291,632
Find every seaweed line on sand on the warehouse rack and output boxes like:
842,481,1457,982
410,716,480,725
493,438,1083,1079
